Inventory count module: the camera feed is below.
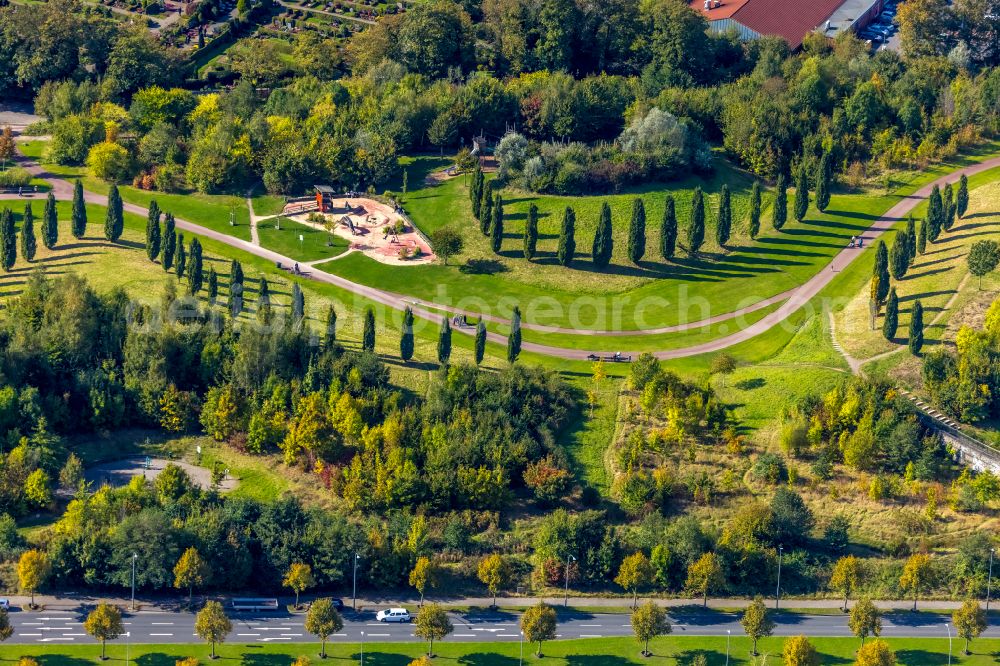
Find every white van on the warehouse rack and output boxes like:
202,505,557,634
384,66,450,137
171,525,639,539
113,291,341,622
375,608,411,623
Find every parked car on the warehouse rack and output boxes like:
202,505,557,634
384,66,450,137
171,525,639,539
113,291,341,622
0,598,9,610
376,608,411,623
331,598,345,612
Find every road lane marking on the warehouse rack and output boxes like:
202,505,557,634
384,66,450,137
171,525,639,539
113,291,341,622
20,633,41,637
151,622,175,626
454,634,476,637
280,633,303,637
238,633,261,637
580,624,602,627
150,633,174,637
367,633,390,637
580,634,602,638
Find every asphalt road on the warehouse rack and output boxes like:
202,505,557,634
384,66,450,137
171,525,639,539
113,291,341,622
5,606,997,645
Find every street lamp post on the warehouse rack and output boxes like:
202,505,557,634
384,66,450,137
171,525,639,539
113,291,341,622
520,630,524,666
130,552,137,611
360,631,364,666
725,629,731,666
564,554,576,607
775,545,784,610
946,622,952,666
353,553,360,612
988,548,996,611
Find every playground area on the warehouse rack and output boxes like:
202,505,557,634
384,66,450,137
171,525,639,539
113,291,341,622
84,456,239,492
282,196,434,265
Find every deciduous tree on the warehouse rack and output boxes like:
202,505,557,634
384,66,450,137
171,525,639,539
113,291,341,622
305,598,343,659
409,557,438,607
174,547,210,605
520,603,557,657
953,599,986,654
17,549,50,608
615,552,654,609
899,553,933,609
414,603,452,656
195,600,232,659
84,603,123,661
429,227,463,266
284,563,316,608
849,597,881,646
783,635,820,666
741,597,775,656
853,639,896,666
968,240,1000,289
686,552,723,607
477,554,511,607
830,556,864,611
631,601,670,657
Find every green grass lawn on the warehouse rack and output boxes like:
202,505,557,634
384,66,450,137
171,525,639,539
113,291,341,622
82,176,253,242
252,193,288,217
257,216,350,262
327,146,1000,333
10,636,999,665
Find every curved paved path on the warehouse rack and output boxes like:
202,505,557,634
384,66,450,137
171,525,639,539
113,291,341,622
8,142,1000,361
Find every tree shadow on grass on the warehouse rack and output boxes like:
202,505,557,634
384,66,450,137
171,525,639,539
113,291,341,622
895,649,951,665
565,655,638,666
901,266,952,281
460,258,508,275
811,209,882,223
32,658,93,666
458,653,520,665
756,236,844,251
958,211,1000,221
910,253,962,270
344,653,412,666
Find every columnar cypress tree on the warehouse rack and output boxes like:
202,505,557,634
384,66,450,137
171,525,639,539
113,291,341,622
400,306,414,362
437,316,452,365
362,307,376,352
716,185,731,247
20,203,36,262
0,208,15,271
661,195,677,259
162,213,177,270
815,152,831,212
490,195,504,254
917,219,927,255
943,182,955,231
890,231,908,280
479,182,494,235
794,165,809,222
593,202,613,268
104,184,123,242
175,233,186,278
325,305,337,347
905,216,916,265
772,173,787,230
208,266,218,303
883,288,899,340
748,181,761,239
628,198,646,264
291,282,304,323
146,200,162,261
557,207,576,267
909,300,924,355
474,319,486,365
927,185,943,242
72,180,87,239
257,276,271,323
524,203,538,261
874,240,890,304
507,306,521,364
188,238,203,294
42,192,57,250
229,260,244,318
688,187,705,255
957,174,969,219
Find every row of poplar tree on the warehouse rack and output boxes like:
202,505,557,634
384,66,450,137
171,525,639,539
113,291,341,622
466,155,838,266
873,174,971,354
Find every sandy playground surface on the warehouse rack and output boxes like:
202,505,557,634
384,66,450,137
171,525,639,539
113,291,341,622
284,197,434,265
85,456,239,492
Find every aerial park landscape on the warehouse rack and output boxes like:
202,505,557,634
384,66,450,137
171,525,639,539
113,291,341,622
1,0,1000,664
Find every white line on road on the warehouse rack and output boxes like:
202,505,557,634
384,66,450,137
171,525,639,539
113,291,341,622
579,624,602,627
580,634,603,638
454,634,476,637
367,633,390,637
151,622,175,626
20,633,41,637
150,633,174,637
238,633,261,637
280,633,303,637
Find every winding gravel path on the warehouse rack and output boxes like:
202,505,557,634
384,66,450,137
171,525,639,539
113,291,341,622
7,140,1000,361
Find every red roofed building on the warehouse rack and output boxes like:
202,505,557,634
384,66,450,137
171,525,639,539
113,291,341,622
690,0,870,49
